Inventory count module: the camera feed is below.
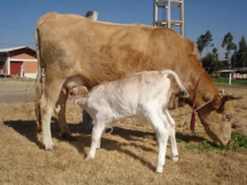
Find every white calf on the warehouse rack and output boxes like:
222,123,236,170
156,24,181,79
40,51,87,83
75,70,188,173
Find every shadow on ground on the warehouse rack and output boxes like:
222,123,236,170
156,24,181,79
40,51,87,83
4,119,206,171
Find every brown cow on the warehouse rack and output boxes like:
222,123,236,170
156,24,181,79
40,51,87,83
36,13,234,150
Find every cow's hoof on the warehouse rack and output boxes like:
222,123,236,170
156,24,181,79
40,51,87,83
37,133,42,143
61,132,77,141
172,155,179,162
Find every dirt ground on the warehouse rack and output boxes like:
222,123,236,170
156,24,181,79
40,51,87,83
0,81,246,185
0,79,35,103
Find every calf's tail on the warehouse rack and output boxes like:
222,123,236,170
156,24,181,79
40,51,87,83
161,70,189,97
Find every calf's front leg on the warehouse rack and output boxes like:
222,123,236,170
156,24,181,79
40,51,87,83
86,122,105,160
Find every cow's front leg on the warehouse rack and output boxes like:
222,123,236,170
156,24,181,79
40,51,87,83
40,79,63,150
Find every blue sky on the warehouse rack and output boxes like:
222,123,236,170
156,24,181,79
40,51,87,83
0,0,246,54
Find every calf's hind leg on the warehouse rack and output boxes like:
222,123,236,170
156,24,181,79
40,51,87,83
145,108,169,173
164,110,179,161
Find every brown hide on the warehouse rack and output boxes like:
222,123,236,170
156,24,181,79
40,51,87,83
37,13,232,145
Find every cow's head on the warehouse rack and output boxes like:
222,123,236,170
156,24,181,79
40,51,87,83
197,92,240,146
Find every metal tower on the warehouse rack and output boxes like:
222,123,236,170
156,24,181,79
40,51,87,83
153,0,185,36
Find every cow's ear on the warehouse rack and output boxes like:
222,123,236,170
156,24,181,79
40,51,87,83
211,94,222,110
217,94,242,112
218,89,242,101
222,94,242,102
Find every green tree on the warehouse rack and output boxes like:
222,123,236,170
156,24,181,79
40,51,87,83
238,36,247,67
212,47,218,59
196,30,213,55
232,36,247,68
221,32,237,68
202,47,221,74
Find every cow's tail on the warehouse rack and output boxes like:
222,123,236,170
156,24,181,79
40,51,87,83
161,70,189,97
35,28,46,98
35,28,44,132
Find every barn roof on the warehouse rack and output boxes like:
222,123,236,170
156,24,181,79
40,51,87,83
0,46,35,53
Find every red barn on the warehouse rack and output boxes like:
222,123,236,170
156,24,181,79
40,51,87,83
0,46,37,78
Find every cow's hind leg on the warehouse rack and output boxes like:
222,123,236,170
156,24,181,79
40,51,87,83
35,101,42,133
56,92,73,140
40,79,64,150
35,77,42,133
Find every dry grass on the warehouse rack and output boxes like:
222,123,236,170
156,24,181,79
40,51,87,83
0,79,35,103
0,79,35,92
0,85,246,185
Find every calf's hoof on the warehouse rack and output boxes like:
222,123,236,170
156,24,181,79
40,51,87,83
43,140,54,150
156,166,163,173
44,143,54,150
85,153,95,161
172,155,179,162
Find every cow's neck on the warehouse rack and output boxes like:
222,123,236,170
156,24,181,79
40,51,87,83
176,66,219,111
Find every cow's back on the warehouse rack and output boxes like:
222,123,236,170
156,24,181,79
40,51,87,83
37,13,218,104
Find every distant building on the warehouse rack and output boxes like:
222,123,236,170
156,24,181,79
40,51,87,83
216,68,247,85
217,68,247,78
0,46,37,79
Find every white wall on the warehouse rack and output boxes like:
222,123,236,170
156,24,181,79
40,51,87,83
24,73,37,79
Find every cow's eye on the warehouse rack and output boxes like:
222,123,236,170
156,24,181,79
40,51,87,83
223,113,232,121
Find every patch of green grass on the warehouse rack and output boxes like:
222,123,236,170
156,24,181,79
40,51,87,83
214,77,247,86
184,133,247,152
229,133,247,149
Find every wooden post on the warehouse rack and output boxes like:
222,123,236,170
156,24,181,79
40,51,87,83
229,72,232,85
228,57,232,85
